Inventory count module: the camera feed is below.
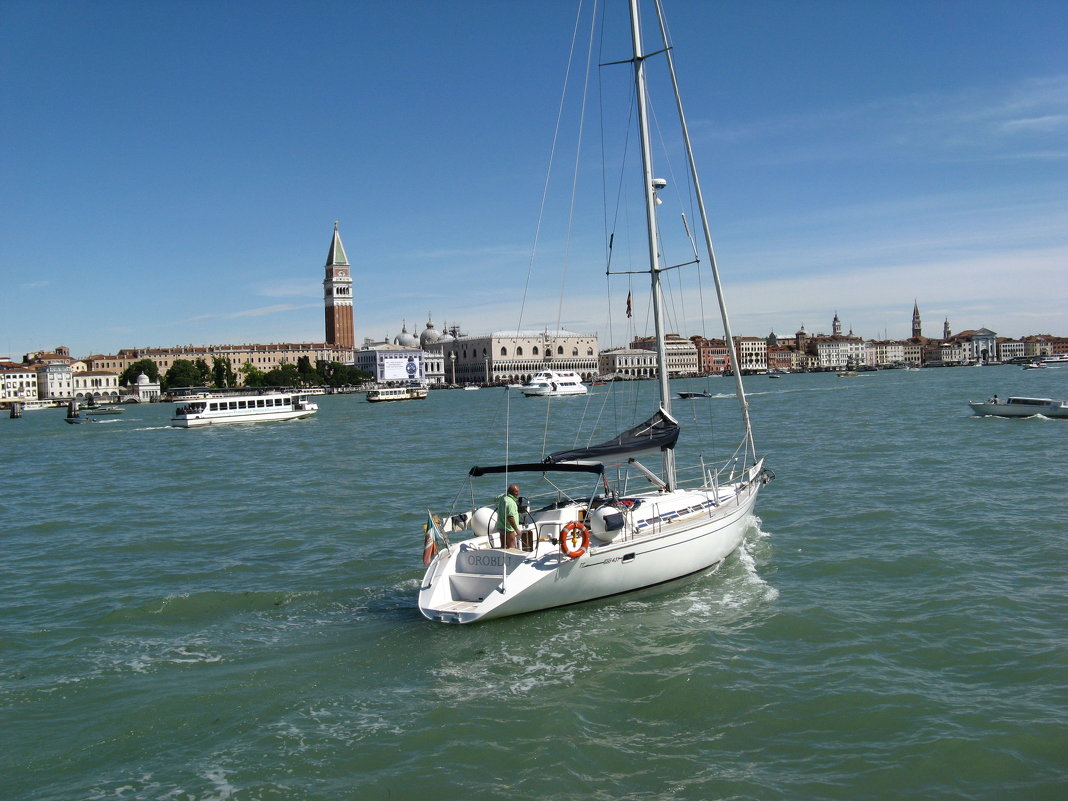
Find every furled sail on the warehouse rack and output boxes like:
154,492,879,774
544,409,680,464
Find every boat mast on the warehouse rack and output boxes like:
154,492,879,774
651,0,756,459
629,0,676,490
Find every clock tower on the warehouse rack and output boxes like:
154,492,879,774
323,221,354,350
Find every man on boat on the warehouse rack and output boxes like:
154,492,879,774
496,484,520,549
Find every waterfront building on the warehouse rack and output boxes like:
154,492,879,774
997,339,1024,362
120,372,162,403
630,334,699,376
766,343,797,372
0,365,39,405
815,337,865,370
444,330,598,385
87,342,353,385
71,370,120,403
691,336,731,374
732,336,768,374
35,362,74,400
945,328,998,363
1022,335,1058,358
324,222,355,350
353,340,426,384
869,341,906,368
598,348,657,379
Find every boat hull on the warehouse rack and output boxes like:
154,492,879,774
968,400,1068,418
520,387,588,397
419,471,762,623
171,408,316,427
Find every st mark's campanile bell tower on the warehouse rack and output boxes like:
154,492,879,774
323,221,354,350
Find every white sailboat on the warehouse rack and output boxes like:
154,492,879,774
417,0,771,624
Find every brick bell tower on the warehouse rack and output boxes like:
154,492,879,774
323,221,354,350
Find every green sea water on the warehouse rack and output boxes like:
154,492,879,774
2,367,1066,800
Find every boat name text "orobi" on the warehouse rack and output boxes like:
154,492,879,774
463,554,505,568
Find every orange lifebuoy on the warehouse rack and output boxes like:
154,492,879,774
560,521,590,559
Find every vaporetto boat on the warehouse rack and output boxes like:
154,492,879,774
520,370,588,397
170,391,318,427
366,385,428,403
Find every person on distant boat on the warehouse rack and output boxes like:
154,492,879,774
496,484,520,549
991,395,999,404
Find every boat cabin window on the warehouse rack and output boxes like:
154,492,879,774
228,401,238,410
210,402,219,411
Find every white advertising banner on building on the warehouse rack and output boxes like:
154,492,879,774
380,354,423,382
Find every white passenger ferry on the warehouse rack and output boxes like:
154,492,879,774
366,385,429,403
520,370,588,397
170,391,318,427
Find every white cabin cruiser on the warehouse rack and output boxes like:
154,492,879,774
520,370,587,397
968,396,1068,418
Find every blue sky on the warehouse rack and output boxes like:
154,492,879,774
2,0,1065,359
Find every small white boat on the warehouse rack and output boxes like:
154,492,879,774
366,385,429,403
520,370,588,397
170,391,318,427
968,396,1068,419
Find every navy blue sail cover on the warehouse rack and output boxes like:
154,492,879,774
544,409,680,464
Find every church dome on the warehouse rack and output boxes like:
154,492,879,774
394,323,418,347
136,372,151,385
420,319,441,348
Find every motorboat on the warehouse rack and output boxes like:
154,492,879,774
83,404,124,415
170,391,318,427
520,370,588,397
677,390,713,399
968,396,1068,419
417,0,770,623
366,385,429,402
64,400,99,424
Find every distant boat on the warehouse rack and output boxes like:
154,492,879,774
170,391,317,427
8,399,57,411
367,385,429,403
520,370,587,397
968,396,1068,419
837,371,859,377
64,400,99,424
677,391,713,399
83,404,124,415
